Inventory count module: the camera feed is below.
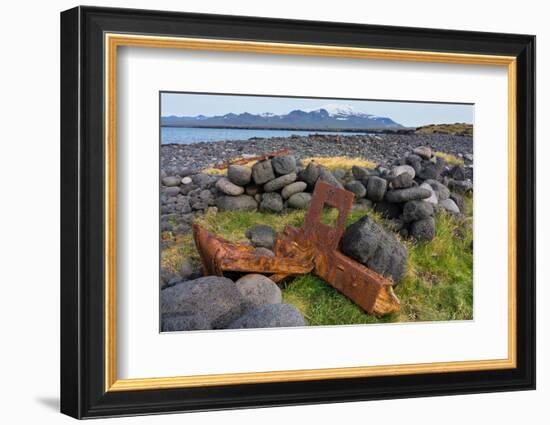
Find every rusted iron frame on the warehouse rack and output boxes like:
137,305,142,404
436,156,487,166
192,181,400,315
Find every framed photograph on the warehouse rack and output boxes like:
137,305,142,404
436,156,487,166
60,6,536,419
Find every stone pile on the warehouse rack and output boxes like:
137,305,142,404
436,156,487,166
161,274,306,331
339,146,472,241
215,154,314,212
160,147,472,244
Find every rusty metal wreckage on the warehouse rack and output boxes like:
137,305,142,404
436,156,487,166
193,181,401,316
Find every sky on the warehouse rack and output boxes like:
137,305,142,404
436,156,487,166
161,92,473,127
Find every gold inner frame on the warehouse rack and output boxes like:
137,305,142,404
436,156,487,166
104,33,517,392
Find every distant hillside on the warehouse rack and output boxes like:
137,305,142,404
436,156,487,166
161,104,404,130
415,123,473,136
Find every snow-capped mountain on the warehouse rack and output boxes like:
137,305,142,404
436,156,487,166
161,104,403,130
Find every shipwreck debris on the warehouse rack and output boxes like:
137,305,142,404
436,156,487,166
213,149,290,170
192,181,400,316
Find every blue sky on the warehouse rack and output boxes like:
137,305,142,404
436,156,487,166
161,92,473,127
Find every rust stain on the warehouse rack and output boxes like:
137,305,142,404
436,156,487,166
192,181,400,316
213,149,290,170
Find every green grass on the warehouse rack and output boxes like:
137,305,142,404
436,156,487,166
433,151,464,165
415,123,473,137
163,195,473,325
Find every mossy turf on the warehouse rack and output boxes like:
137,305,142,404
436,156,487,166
162,194,473,325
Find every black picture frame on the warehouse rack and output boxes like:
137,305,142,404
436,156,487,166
61,5,536,419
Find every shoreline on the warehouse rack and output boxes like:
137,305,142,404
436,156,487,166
161,125,415,134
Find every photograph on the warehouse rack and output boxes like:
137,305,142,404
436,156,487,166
159,92,474,332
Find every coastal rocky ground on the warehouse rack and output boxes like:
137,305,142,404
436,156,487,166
161,133,473,177
159,133,473,331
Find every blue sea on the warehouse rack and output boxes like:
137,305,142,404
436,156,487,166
161,127,372,145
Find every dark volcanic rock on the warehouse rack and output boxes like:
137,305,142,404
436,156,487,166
418,162,442,180
406,154,423,174
287,192,312,209
450,164,466,181
227,164,252,186
419,182,438,205
402,200,434,222
299,162,320,187
450,192,465,213
388,172,413,189
252,159,276,185
318,166,344,189
160,276,244,329
365,176,387,202
161,134,472,181
414,146,432,159
260,192,284,212
216,195,257,211
235,274,282,311
227,304,306,329
163,186,180,197
333,168,346,180
385,187,431,203
271,154,296,175
245,224,276,249
390,164,416,179
352,165,375,180
439,198,460,214
425,179,450,201
448,179,473,194
215,177,245,196
342,215,408,284
410,217,436,241
162,176,181,187
344,180,367,199
192,173,215,189
281,181,307,199
161,313,211,332
263,172,297,192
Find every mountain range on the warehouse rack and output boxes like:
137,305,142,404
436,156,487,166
161,104,404,130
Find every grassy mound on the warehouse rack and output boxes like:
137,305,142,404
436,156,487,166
415,123,473,137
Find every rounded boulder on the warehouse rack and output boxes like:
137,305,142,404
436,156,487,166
366,176,387,202
342,215,408,284
227,165,252,186
271,155,296,175
252,160,275,185
344,180,367,199
385,187,431,203
245,224,276,249
287,192,312,209
216,195,257,211
215,177,245,196
160,276,244,329
281,181,307,199
403,200,434,222
235,274,282,311
260,192,284,212
264,172,297,192
410,217,436,241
